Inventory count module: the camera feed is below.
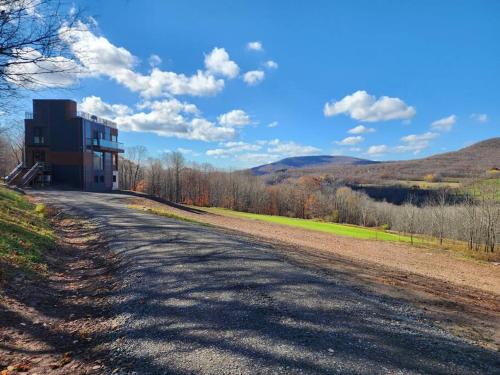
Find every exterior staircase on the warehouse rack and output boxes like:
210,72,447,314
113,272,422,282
18,162,45,187
5,162,51,188
4,163,25,183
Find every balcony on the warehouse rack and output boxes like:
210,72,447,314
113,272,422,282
88,138,124,153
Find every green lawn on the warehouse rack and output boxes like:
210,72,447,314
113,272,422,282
199,207,414,243
0,185,54,267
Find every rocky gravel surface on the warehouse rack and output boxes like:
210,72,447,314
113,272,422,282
33,190,500,374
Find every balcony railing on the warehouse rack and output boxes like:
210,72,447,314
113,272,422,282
88,138,124,152
25,111,34,119
77,111,117,129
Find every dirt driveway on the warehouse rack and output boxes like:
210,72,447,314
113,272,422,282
32,190,500,374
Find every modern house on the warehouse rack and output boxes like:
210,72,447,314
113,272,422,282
5,99,124,191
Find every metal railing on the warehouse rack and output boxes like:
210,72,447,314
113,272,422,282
77,111,117,129
88,138,124,151
25,111,33,119
5,162,24,182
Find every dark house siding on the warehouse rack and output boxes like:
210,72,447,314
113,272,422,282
24,99,123,191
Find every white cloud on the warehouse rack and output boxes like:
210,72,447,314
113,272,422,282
265,60,278,69
80,96,132,118
247,41,263,51
206,138,321,164
400,132,438,143
204,47,239,79
217,109,251,127
431,114,456,132
347,125,375,135
266,139,320,156
470,113,488,123
395,132,438,154
221,141,262,152
324,90,416,122
268,121,278,128
243,70,265,85
59,21,225,97
366,145,388,156
176,147,200,156
206,141,262,157
85,97,235,142
335,136,364,146
5,48,80,89
148,54,162,67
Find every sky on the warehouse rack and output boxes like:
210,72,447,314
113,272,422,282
17,0,500,168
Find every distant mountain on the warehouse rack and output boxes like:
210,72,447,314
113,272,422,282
251,155,378,175
250,138,500,182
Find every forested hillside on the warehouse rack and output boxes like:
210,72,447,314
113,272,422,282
252,138,500,183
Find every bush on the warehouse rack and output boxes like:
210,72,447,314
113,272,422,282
424,173,442,183
35,203,46,216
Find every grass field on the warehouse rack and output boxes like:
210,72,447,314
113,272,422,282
0,185,54,269
199,207,415,243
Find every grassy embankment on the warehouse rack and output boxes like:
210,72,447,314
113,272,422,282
0,185,54,273
198,207,416,243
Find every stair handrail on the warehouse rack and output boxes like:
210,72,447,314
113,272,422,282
5,162,23,182
19,162,43,187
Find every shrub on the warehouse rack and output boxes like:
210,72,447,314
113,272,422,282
424,173,442,183
35,203,46,216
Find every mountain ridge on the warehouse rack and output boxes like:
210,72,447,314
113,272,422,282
250,137,500,181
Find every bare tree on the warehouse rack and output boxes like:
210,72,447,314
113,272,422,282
431,189,449,245
165,151,185,202
0,0,81,111
123,145,146,191
401,195,418,245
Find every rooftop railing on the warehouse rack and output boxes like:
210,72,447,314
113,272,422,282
76,111,117,129
24,110,117,129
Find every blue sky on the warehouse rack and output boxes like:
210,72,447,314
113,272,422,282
24,0,500,167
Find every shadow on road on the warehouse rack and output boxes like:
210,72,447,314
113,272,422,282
5,190,497,374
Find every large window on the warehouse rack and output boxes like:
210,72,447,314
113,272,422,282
93,151,104,171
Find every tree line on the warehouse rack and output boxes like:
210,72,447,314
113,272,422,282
119,148,499,252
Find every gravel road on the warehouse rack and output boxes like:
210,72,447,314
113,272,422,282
33,190,500,374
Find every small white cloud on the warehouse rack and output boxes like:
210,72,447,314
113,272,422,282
247,41,263,51
324,90,416,122
400,132,438,143
367,145,388,156
268,121,278,128
243,70,265,85
470,113,488,123
265,60,278,69
204,47,239,79
336,136,364,146
217,109,251,127
431,114,456,132
80,96,132,118
148,54,162,67
347,125,375,135
396,131,439,154
266,139,320,155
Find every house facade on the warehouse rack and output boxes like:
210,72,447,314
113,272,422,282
16,99,124,191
